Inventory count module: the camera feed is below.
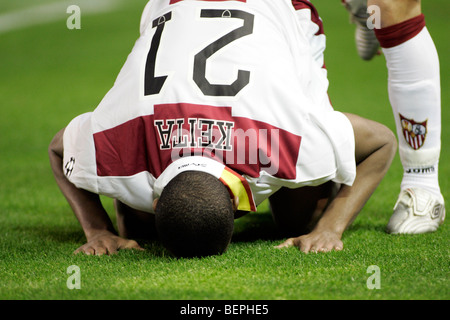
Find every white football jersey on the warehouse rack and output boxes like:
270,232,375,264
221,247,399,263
63,0,356,213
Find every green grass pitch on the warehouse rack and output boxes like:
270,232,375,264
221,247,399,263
0,0,448,301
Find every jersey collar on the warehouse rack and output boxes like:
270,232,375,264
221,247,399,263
153,156,256,212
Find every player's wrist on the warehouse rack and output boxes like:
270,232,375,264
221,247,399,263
85,228,116,242
312,222,344,239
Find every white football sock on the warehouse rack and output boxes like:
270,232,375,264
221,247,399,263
375,15,442,199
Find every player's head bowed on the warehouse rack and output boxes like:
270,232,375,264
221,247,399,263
154,171,235,258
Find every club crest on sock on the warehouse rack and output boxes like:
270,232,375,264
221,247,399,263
399,113,427,150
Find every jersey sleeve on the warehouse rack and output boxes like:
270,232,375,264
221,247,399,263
63,112,157,213
63,112,99,194
291,0,326,69
139,0,154,35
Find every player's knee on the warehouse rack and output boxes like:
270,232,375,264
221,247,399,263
48,129,65,157
378,124,398,162
368,0,421,27
368,0,419,9
270,183,336,237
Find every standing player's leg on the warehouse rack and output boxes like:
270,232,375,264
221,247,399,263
371,0,445,234
346,0,445,233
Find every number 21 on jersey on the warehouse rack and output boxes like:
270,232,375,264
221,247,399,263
144,9,254,97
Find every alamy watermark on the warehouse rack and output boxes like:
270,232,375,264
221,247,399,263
366,265,381,289
366,5,381,30
166,126,282,176
66,265,81,289
66,5,81,30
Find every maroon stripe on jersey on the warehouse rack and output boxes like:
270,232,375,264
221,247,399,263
94,114,164,177
94,103,301,180
374,14,426,48
170,0,246,4
291,0,324,36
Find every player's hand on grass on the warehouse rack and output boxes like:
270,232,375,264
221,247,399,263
74,230,144,256
275,230,343,253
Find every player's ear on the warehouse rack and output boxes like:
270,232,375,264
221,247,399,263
153,198,159,212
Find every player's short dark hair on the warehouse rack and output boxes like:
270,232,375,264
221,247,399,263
155,171,234,258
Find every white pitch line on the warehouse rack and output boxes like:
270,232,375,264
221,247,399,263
0,0,124,34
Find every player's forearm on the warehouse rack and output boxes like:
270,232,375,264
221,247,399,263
48,130,116,241
313,164,380,237
314,117,397,236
